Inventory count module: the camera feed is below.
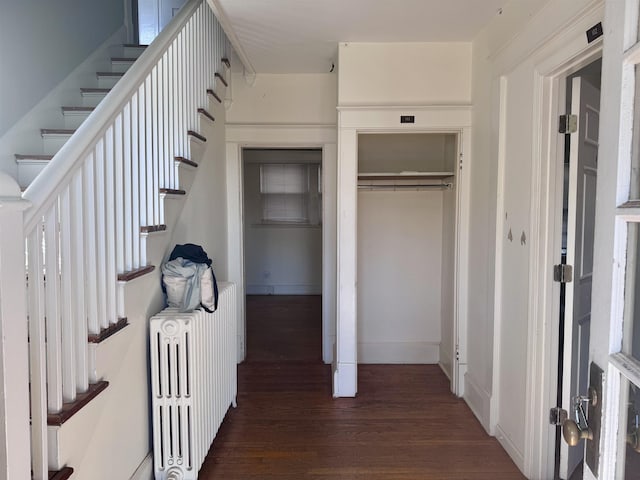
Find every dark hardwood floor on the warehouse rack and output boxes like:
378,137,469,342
198,295,525,479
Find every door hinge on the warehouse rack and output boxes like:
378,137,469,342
455,344,460,361
549,407,568,426
554,264,573,283
459,153,463,170
559,114,578,134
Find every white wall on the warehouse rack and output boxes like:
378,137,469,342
170,98,229,281
228,73,338,125
338,43,471,106
0,0,124,137
357,190,443,363
468,0,602,475
243,150,322,295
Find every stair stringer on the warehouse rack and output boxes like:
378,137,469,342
46,88,229,479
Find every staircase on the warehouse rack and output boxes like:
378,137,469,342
0,1,233,478
14,45,147,189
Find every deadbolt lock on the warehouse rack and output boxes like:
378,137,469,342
561,387,598,447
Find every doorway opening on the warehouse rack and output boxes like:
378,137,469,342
554,58,602,480
241,148,324,362
355,132,461,392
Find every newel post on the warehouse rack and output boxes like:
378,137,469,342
0,173,31,478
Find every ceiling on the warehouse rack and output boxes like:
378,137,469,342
213,0,510,74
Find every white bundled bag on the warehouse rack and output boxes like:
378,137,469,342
162,257,214,312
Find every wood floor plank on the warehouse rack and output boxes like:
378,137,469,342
198,295,524,479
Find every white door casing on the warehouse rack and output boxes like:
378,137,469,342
335,105,471,398
225,124,338,368
559,76,600,479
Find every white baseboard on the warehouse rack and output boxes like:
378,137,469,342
463,371,492,433
495,424,525,475
334,362,357,397
439,351,453,381
129,452,153,480
246,284,321,295
357,341,439,364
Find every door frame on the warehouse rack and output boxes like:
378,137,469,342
226,124,338,365
513,18,604,480
335,105,472,397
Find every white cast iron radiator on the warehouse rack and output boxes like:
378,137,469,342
150,282,237,480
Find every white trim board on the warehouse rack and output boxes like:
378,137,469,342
225,124,337,366
464,372,492,434
336,105,472,398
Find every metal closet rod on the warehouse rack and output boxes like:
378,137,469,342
357,183,453,191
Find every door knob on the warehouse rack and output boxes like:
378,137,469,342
562,388,597,447
563,419,593,446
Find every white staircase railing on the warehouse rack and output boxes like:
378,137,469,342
19,0,230,477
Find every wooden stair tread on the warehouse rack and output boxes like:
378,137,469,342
111,57,137,62
221,57,231,68
15,154,53,161
175,156,198,168
88,318,128,344
160,188,187,195
96,72,124,77
62,106,94,112
118,265,155,282
187,130,207,142
48,467,74,480
198,108,215,122
215,72,228,87
47,381,109,426
80,87,111,94
41,129,75,135
207,89,222,104
140,224,167,234
122,43,148,48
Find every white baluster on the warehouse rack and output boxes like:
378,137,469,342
59,185,77,402
83,154,99,336
45,205,63,412
150,64,163,225
71,170,88,392
131,92,141,269
144,74,155,227
94,141,108,331
123,102,134,272
138,83,148,266
168,44,176,190
105,125,117,326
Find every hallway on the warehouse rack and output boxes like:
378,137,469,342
198,295,524,479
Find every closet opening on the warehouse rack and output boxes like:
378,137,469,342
356,132,459,385
241,148,323,362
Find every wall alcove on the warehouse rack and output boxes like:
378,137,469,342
335,106,471,398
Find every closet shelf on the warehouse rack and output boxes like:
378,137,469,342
357,171,455,181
